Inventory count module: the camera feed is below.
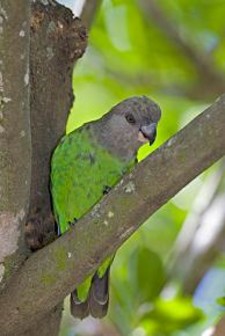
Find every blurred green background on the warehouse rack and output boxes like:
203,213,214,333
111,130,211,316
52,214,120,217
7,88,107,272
60,1,225,335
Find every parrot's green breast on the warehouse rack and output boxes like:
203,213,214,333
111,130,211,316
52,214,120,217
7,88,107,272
51,126,135,301
51,126,134,234
51,126,134,300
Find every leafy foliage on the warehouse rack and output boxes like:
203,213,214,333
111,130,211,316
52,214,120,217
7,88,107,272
60,1,225,335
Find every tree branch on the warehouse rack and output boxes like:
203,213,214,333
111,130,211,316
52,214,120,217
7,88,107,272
0,95,225,335
80,0,102,30
169,160,225,294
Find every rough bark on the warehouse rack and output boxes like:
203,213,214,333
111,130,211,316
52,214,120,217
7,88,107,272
0,0,31,289
24,1,87,335
0,95,224,335
0,1,88,335
27,0,87,250
20,305,62,336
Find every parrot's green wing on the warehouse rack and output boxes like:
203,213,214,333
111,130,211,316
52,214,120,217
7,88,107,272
51,95,161,319
51,125,135,317
51,126,133,233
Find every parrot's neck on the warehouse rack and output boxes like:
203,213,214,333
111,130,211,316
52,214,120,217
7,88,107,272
88,121,138,163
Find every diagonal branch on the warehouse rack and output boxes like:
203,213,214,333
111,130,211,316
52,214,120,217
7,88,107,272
138,0,220,80
169,160,225,294
0,95,225,335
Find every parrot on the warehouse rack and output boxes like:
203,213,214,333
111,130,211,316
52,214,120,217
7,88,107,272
50,96,161,319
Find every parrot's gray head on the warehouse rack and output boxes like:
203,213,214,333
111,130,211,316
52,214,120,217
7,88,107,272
91,96,161,162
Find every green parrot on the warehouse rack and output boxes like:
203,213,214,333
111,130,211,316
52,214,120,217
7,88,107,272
51,96,161,319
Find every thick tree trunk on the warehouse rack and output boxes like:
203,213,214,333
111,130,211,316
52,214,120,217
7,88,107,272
27,0,87,249
0,0,31,290
0,1,87,335
26,2,87,335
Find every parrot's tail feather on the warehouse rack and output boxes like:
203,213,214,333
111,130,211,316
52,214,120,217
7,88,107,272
88,267,110,318
70,290,89,320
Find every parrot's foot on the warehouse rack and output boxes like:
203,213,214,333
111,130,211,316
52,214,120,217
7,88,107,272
68,217,78,227
70,290,89,320
70,268,110,319
102,185,111,195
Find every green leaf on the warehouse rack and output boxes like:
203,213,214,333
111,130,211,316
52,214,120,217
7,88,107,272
140,297,204,335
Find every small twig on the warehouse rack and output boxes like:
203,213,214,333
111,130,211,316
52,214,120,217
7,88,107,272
169,164,225,294
80,0,102,30
138,0,225,97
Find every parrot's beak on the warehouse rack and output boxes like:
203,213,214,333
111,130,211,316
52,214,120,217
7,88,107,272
138,123,157,145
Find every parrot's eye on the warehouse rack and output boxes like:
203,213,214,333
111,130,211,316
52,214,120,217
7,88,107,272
125,114,136,124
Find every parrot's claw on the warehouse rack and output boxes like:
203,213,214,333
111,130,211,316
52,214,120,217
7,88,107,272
102,185,111,195
68,218,78,227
